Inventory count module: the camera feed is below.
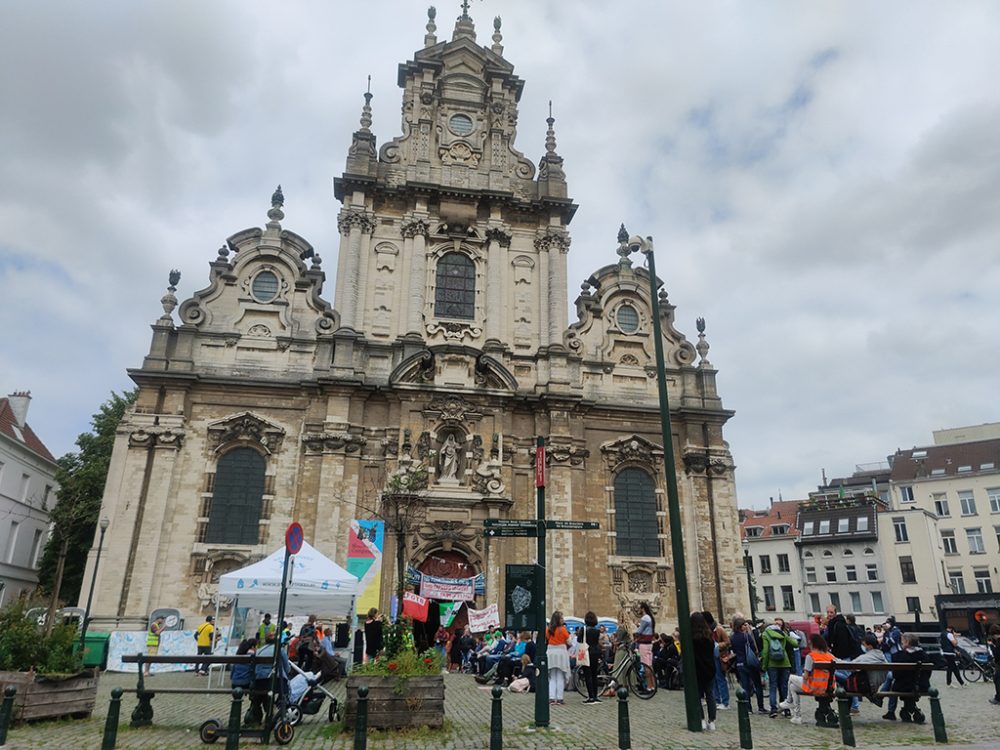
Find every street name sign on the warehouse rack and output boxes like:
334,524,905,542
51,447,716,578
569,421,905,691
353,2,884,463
545,520,600,530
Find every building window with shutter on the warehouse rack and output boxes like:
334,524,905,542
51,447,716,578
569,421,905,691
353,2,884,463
205,448,266,545
613,468,659,557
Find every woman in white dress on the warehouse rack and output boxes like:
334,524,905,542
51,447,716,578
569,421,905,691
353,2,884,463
546,610,572,704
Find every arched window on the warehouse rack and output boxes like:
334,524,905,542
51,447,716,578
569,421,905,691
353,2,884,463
434,252,475,319
613,468,659,557
205,448,265,545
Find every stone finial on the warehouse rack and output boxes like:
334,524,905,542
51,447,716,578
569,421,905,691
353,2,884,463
216,244,229,261
695,317,712,366
616,223,633,267
159,269,181,324
544,101,558,155
453,0,476,40
425,6,438,46
311,254,323,270
491,16,503,55
267,185,285,225
360,77,373,130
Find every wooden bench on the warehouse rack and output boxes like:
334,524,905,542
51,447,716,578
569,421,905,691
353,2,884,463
120,654,258,727
811,661,935,727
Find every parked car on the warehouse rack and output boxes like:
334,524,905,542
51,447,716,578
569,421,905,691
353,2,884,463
955,635,990,663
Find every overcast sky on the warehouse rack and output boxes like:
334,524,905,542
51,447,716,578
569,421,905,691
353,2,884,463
2,1,998,507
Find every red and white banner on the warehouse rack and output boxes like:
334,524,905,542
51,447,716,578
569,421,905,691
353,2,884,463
535,445,545,488
467,603,500,633
402,591,429,622
419,574,475,602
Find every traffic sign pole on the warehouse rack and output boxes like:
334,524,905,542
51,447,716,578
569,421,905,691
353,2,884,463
534,436,549,728
265,522,300,742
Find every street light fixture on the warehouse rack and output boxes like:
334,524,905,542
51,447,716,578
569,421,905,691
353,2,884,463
79,517,110,654
742,538,758,625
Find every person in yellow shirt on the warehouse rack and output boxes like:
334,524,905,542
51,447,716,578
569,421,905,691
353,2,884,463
145,617,165,676
195,615,215,676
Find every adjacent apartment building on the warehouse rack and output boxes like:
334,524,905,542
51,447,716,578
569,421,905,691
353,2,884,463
741,500,806,621
0,392,59,604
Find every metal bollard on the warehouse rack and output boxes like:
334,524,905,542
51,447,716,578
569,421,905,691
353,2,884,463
0,685,17,746
225,688,243,750
354,685,369,750
835,688,855,747
735,687,753,749
617,687,631,750
928,687,948,744
101,687,123,750
490,685,503,750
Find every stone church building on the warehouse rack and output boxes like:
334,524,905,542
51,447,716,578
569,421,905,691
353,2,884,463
81,7,746,631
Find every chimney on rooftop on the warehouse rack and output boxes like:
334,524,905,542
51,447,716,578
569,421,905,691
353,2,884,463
7,391,31,427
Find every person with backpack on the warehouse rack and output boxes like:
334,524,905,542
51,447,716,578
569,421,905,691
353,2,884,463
939,625,966,687
761,618,793,717
882,632,931,722
731,617,765,713
703,611,731,709
825,605,862,660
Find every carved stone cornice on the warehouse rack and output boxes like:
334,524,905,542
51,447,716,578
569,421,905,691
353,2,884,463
683,450,735,476
600,435,664,471
423,395,483,424
207,413,285,453
128,427,186,450
337,209,376,236
426,320,483,342
400,217,431,239
544,442,590,467
301,431,367,455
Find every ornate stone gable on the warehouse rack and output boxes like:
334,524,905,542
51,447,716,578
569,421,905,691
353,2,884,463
600,435,664,472
206,412,285,454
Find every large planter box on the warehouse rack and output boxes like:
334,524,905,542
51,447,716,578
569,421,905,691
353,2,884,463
344,674,445,730
0,669,100,722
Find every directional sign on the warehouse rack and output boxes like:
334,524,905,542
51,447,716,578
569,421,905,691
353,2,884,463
483,519,538,529
545,520,600,531
484,527,539,538
285,522,304,554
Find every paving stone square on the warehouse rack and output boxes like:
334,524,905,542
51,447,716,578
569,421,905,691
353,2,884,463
6,671,1000,749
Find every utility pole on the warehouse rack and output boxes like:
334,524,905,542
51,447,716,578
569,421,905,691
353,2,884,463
533,436,549,728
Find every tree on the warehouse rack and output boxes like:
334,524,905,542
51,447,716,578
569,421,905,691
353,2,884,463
36,390,136,605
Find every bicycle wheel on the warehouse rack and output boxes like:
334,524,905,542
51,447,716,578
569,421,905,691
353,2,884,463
624,663,657,700
575,665,590,697
962,665,982,682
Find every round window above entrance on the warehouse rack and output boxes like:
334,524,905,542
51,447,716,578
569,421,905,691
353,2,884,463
448,113,474,136
617,304,639,333
251,270,280,303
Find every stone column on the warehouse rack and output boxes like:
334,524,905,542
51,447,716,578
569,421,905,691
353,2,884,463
337,210,374,329
537,241,550,349
355,226,376,333
402,217,430,335
484,227,511,342
548,235,570,344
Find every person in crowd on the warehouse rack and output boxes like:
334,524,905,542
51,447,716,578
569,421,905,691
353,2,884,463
882,632,932,722
352,615,365,665
447,628,463,672
231,636,258,689
881,616,902,657
598,625,612,665
691,611,718,731
364,608,384,662
785,622,806,676
825,604,862,660
652,633,680,689
494,631,531,686
546,611,572,705
731,616,765,713
476,630,510,679
434,623,449,660
634,602,656,692
246,630,289,726
581,612,602,704
195,615,216,676
846,615,865,649
873,623,884,644
761,617,793,717
703,611,731,709
988,625,1000,706
258,613,276,644
145,616,165,677
782,633,835,725
459,626,475,670
835,632,888,713
939,625,965,687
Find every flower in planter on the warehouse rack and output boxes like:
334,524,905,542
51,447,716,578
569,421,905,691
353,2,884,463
423,657,433,666
387,662,399,671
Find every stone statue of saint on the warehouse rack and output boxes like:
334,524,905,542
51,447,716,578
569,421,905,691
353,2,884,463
439,434,460,480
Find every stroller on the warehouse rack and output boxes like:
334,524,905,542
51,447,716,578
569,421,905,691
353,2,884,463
284,653,343,726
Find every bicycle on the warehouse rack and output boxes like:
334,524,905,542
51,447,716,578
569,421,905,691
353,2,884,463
958,651,996,684
575,644,657,700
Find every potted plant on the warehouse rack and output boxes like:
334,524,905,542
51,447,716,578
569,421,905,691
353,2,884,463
0,600,100,722
344,619,445,730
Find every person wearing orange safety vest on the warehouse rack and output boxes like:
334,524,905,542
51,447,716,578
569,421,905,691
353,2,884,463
781,633,835,724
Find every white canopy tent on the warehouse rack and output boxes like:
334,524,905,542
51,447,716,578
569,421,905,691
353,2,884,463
218,540,358,616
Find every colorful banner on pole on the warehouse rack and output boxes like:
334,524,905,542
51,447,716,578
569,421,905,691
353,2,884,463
467,604,500,633
419,574,476,602
402,591,429,622
347,520,384,616
439,601,462,628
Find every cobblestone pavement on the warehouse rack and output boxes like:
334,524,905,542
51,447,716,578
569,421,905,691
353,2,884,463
6,671,1000,749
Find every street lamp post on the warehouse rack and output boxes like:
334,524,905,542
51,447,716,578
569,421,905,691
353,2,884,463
636,235,703,732
742,539,757,625
79,517,110,652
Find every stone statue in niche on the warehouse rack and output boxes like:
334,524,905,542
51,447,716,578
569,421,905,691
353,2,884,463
438,434,461,482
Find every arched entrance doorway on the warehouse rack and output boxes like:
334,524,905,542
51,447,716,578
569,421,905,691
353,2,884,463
413,549,476,651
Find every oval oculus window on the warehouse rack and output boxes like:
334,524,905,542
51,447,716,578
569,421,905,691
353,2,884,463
449,113,474,136
251,270,280,302
617,304,640,333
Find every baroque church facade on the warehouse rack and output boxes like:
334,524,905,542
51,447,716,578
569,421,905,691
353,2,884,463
81,7,747,629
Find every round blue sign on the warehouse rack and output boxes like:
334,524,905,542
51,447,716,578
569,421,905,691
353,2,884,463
285,522,304,554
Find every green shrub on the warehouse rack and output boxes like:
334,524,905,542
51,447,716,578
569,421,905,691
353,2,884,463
0,600,84,675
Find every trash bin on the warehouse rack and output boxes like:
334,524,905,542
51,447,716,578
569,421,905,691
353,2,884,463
81,632,111,670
